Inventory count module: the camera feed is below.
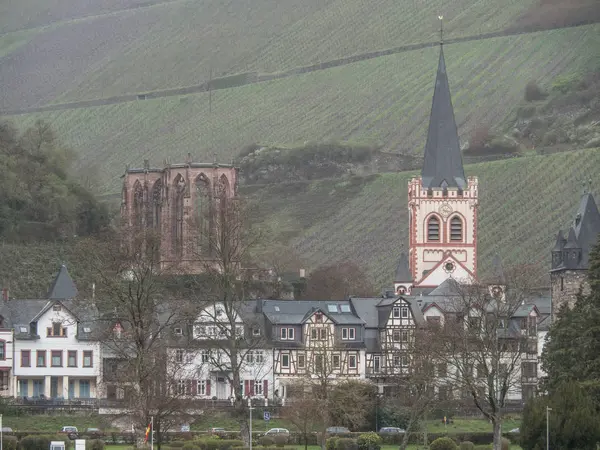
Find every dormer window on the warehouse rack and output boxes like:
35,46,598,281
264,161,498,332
427,216,440,241
174,327,183,336
47,322,67,337
252,328,261,336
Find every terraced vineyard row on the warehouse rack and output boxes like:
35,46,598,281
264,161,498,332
0,0,538,108
10,24,600,194
252,148,600,289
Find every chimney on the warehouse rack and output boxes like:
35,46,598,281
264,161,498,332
2,288,8,301
299,268,306,278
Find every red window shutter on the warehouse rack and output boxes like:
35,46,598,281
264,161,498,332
250,380,255,396
206,379,211,396
244,380,250,397
191,379,198,395
264,380,268,398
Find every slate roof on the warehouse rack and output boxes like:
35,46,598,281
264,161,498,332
47,265,78,299
394,253,412,282
421,45,466,190
261,300,363,325
552,192,600,270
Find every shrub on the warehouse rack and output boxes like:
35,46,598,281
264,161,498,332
326,436,340,450
171,443,186,448
473,446,491,450
258,437,274,448
272,435,287,448
20,435,69,450
357,432,381,450
516,105,536,119
87,440,105,450
459,442,474,450
552,73,582,94
500,437,509,450
524,81,547,101
335,438,358,450
3,436,17,450
430,437,458,450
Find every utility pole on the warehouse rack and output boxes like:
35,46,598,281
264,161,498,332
546,406,552,450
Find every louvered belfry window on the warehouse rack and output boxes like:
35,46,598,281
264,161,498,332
450,216,463,241
427,216,440,241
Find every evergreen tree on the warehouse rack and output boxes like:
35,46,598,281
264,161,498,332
541,239,600,398
521,383,600,450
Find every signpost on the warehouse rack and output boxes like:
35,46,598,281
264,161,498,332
264,411,270,433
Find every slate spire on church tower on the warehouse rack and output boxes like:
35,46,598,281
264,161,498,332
421,41,466,189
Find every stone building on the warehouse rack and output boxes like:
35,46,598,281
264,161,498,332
550,191,600,317
121,157,238,272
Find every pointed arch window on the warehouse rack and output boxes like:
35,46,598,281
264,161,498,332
427,216,440,242
195,174,212,255
150,180,162,231
172,175,186,257
133,181,144,228
450,216,463,242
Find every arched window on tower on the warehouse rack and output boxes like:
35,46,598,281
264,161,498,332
427,216,440,242
195,174,211,255
450,216,463,242
172,175,186,258
133,181,144,228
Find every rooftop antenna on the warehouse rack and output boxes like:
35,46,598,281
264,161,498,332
438,15,444,45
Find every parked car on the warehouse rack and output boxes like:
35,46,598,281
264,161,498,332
326,427,351,435
209,427,226,436
264,428,290,436
1,427,13,433
59,427,79,440
379,427,405,434
86,428,103,437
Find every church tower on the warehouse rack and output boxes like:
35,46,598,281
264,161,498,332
407,41,478,288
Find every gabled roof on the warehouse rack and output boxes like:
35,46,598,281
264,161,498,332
421,45,466,189
573,193,600,267
427,278,462,297
47,265,78,300
394,253,412,282
261,300,363,325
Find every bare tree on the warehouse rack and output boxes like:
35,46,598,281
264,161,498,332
430,271,538,450
385,326,443,450
80,226,196,447
187,194,271,446
283,393,321,450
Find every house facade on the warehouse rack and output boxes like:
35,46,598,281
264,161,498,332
1,266,101,400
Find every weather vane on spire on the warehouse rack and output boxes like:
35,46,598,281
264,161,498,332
438,15,444,45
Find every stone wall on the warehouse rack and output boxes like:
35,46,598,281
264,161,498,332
551,269,590,317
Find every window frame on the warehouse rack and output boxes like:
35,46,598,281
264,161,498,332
348,354,357,369
392,330,401,342
281,354,290,369
67,350,77,367
51,350,63,367
0,341,5,360
36,350,46,367
175,349,184,363
427,215,441,242
392,307,400,318
21,350,31,367
297,354,305,369
450,215,463,242
83,350,93,368
332,354,340,368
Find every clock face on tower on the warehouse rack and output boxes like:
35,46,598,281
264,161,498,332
439,203,453,218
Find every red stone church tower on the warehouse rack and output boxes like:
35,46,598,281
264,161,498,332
121,157,238,272
400,43,479,292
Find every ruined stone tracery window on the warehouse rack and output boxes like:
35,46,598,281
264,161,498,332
133,180,144,228
172,174,186,257
195,174,211,255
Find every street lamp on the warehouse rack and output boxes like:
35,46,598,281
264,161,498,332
546,406,552,450
248,398,255,450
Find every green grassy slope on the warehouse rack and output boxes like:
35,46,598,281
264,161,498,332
9,24,599,194
0,0,537,107
250,148,600,288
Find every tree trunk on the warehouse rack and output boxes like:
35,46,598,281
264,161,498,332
156,420,161,450
492,418,502,450
320,428,327,450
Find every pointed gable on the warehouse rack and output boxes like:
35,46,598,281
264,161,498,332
47,265,78,300
573,193,600,267
421,45,466,190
